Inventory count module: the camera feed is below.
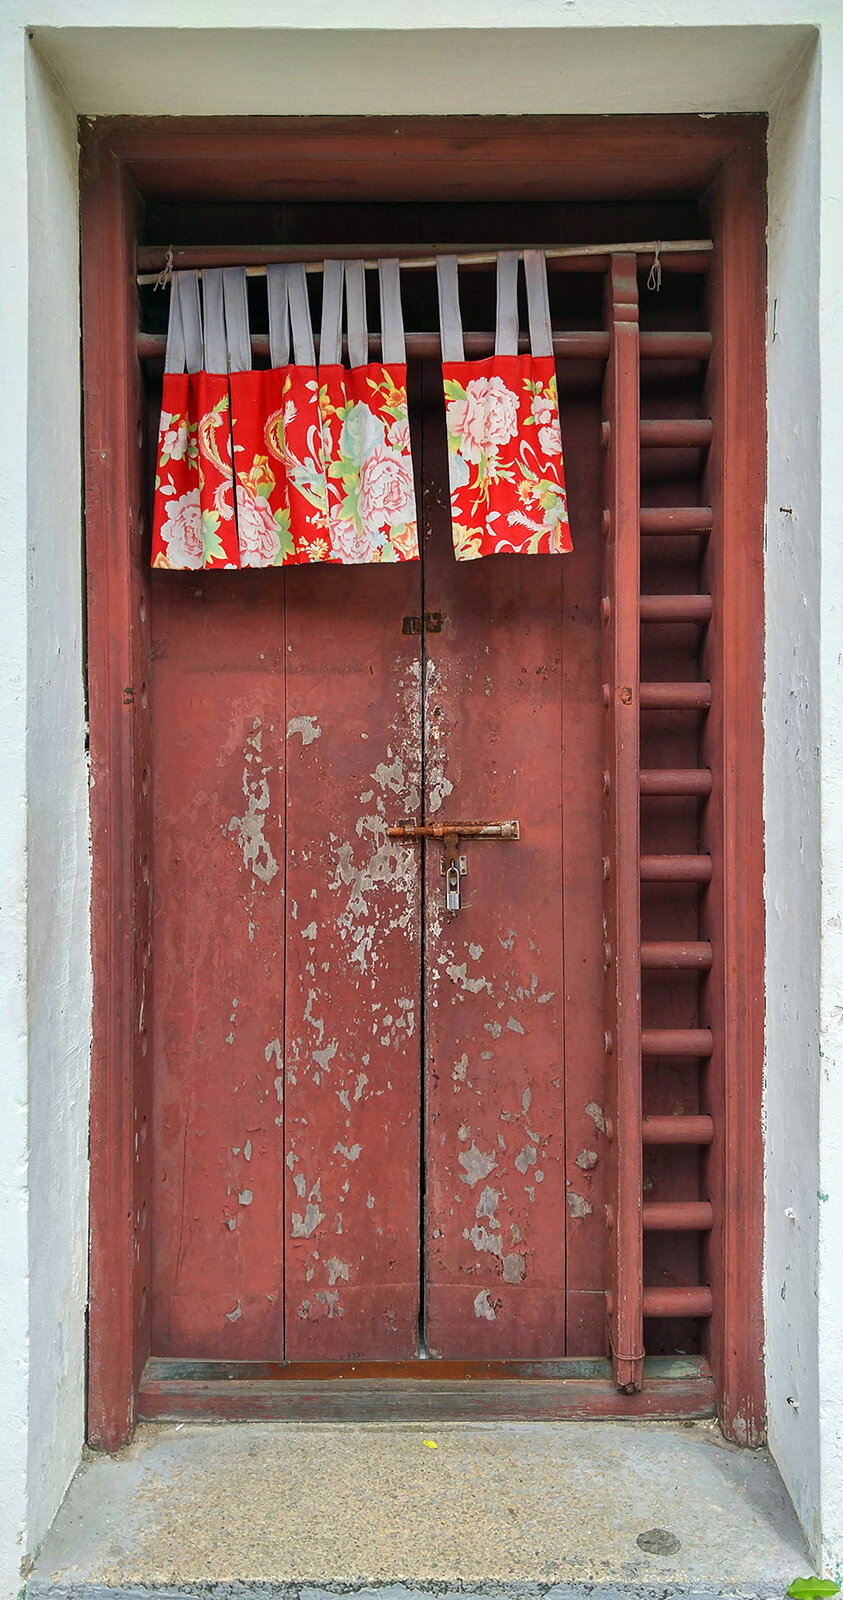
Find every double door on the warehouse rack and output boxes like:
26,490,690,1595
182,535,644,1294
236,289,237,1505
151,363,607,1362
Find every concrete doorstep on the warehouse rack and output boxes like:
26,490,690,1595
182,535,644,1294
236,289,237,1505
27,1419,809,1600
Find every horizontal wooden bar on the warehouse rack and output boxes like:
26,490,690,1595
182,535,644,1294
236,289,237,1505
640,682,713,710
640,418,713,449
640,506,713,536
643,1286,714,1318
136,330,611,363
137,1368,716,1422
640,769,713,797
640,854,713,882
143,1353,707,1383
642,1114,715,1147
639,332,712,360
641,940,714,970
641,1028,714,1057
640,594,712,624
643,1200,714,1232
136,239,715,279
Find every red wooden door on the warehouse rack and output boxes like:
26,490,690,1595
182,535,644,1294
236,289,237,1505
150,361,595,1364
152,562,427,1361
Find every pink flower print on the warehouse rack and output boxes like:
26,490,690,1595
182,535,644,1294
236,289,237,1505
236,486,281,567
531,392,556,430
159,488,203,568
387,416,411,453
538,418,563,457
357,444,416,533
330,516,382,564
448,376,519,463
161,413,189,461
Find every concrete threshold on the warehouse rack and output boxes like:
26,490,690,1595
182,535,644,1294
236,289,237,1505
28,1419,808,1600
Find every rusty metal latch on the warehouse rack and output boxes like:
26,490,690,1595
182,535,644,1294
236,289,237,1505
387,820,520,912
387,821,520,841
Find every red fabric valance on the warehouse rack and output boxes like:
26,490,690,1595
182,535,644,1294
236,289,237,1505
151,252,571,570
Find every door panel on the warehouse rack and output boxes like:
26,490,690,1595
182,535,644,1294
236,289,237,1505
420,366,568,1358
558,374,611,1356
151,574,288,1356
150,367,609,1366
283,566,424,1359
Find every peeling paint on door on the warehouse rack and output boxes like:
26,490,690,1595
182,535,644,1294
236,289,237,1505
283,563,423,1360
422,359,567,1361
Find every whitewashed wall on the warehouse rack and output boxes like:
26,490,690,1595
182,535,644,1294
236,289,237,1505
0,4,841,1594
764,40,823,1556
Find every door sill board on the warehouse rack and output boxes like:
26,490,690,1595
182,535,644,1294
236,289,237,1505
138,1356,715,1422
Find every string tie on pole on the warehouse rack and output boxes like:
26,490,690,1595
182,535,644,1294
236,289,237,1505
647,241,662,293
154,246,174,293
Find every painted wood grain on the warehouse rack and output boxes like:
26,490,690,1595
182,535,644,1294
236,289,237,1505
283,565,424,1359
150,575,287,1356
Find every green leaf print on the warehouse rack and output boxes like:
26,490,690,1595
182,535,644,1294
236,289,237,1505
273,508,295,563
201,509,227,565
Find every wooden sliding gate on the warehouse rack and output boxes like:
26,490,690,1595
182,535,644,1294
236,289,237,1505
81,116,766,1448
600,152,765,1430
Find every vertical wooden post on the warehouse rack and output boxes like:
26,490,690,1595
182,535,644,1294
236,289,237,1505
81,130,153,1448
601,254,644,1393
699,140,767,1445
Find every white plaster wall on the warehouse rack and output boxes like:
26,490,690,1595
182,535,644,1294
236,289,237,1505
764,38,823,1558
816,18,843,1583
0,21,37,1600
23,44,89,1557
30,23,815,117
0,29,88,1599
1,0,842,1590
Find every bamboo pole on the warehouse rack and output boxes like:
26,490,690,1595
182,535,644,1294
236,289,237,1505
136,239,713,286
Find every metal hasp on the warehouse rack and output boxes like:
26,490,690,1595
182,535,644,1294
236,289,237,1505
386,820,520,841
387,820,521,913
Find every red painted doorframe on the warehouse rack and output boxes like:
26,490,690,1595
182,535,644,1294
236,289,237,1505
80,113,766,1450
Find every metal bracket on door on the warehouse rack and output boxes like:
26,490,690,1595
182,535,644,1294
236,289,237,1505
386,820,520,913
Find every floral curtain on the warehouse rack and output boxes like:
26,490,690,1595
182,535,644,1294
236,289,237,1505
316,258,418,564
151,250,571,570
436,250,572,560
151,270,240,568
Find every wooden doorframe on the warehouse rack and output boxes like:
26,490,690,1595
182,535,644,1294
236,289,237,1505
80,113,767,1450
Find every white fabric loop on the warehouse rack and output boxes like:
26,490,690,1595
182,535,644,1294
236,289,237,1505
378,258,406,365
524,250,554,359
495,252,520,356
288,264,316,367
267,264,290,368
178,274,204,375
202,269,227,376
320,259,344,366
436,256,465,364
165,272,203,375
344,260,368,369
268,264,316,367
223,267,251,374
164,274,185,375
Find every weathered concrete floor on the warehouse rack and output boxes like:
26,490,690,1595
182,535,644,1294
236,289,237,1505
29,1419,809,1598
